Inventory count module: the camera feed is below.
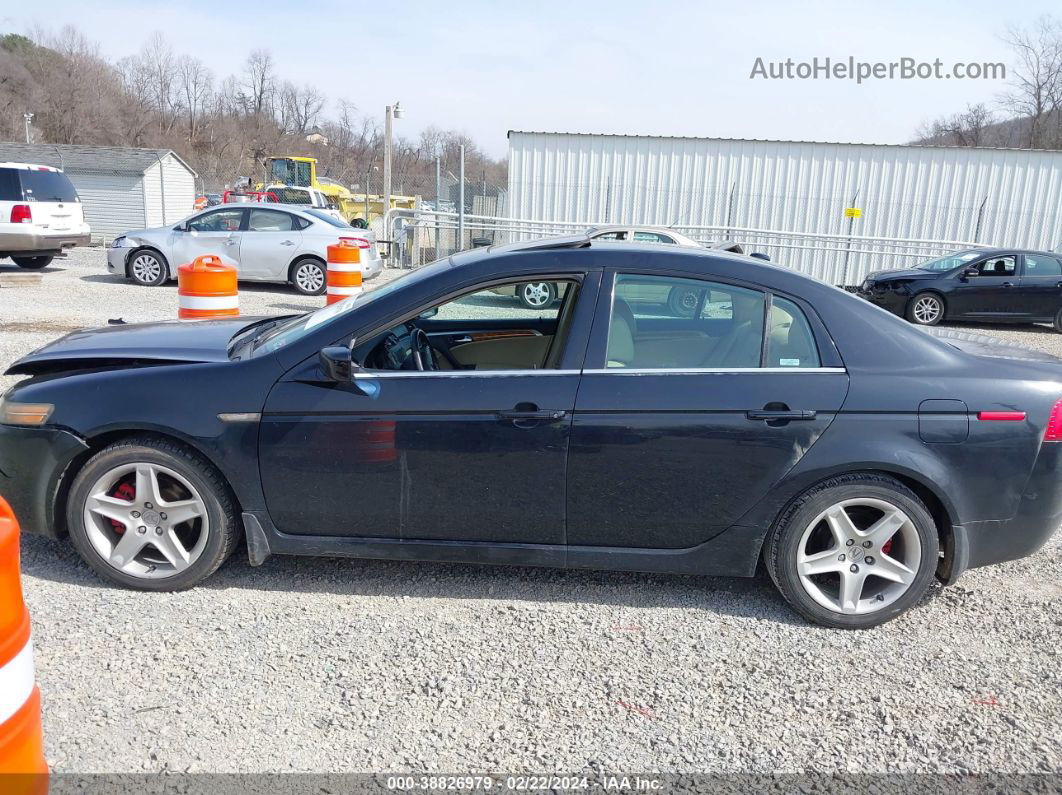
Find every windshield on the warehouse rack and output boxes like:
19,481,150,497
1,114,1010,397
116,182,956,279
917,250,982,272
269,187,311,204
252,259,451,355
305,208,351,228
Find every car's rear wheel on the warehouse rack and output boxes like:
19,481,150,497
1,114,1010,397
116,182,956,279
1053,308,1062,334
517,281,556,309
764,474,939,629
66,437,240,591
12,255,53,270
128,250,168,286
291,257,326,295
906,293,944,326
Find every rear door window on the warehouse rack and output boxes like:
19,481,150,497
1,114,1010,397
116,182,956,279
248,209,297,232
19,170,79,202
0,168,21,201
1023,254,1062,278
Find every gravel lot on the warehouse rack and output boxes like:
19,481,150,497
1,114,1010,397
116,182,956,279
2,249,1061,775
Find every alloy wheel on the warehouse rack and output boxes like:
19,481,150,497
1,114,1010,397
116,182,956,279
82,462,210,579
912,295,942,324
131,253,163,284
295,262,325,293
521,282,553,308
795,497,922,615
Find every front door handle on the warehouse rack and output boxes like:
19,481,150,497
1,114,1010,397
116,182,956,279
1001,281,1014,287
224,237,239,246
497,409,567,421
280,240,296,246
746,409,817,421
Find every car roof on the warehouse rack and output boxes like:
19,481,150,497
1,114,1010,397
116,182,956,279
0,162,62,172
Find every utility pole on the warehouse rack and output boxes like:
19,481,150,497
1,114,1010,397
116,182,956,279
458,145,465,250
435,157,442,256
382,101,402,240
23,113,34,144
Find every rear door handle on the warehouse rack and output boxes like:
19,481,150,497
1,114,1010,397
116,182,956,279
497,410,567,421
746,410,817,421
280,240,296,246
1001,281,1014,287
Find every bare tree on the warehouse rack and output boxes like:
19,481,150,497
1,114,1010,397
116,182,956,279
1000,15,1062,147
177,55,212,142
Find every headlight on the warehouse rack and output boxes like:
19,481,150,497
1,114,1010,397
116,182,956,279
110,236,129,248
0,396,54,426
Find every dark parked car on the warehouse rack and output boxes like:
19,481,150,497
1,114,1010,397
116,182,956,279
2,237,1061,629
857,247,1062,331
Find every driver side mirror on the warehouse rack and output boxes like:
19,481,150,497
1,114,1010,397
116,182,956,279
962,267,979,279
319,346,354,382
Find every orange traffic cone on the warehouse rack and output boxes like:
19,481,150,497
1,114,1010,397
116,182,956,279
326,241,363,305
177,255,239,319
0,496,48,785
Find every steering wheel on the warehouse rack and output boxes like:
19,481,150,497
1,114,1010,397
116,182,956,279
410,327,437,371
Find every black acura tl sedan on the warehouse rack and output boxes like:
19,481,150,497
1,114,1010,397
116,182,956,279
857,247,1062,330
2,237,1061,628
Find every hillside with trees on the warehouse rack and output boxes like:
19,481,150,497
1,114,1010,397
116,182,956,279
914,15,1062,149
0,27,506,196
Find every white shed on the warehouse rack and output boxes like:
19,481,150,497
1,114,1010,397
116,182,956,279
0,142,197,244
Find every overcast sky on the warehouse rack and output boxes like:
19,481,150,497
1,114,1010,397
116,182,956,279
3,0,1060,157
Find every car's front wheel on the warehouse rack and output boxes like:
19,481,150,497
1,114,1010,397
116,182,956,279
764,474,939,629
12,255,53,270
128,249,169,286
66,437,240,591
906,293,944,326
290,257,326,295
517,282,556,309
1053,308,1062,334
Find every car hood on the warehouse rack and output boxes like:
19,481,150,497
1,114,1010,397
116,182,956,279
864,268,939,282
923,327,1062,364
119,226,170,241
6,317,261,376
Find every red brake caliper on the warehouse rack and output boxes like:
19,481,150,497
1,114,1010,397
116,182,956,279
881,537,894,556
109,481,135,534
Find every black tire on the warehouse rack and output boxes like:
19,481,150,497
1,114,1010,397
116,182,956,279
667,284,701,317
127,249,169,286
905,292,944,326
764,474,939,629
1053,308,1062,334
290,257,326,295
12,255,53,270
517,282,556,310
66,436,240,591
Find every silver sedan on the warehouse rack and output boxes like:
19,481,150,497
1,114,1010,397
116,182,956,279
107,204,384,295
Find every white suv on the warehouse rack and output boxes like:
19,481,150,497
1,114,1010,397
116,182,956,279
0,162,91,269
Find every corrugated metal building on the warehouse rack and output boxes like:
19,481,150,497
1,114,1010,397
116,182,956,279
508,131,1062,283
0,143,197,244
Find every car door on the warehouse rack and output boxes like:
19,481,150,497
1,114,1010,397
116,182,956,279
566,271,848,550
1014,253,1062,320
257,271,600,545
946,254,1020,318
175,207,245,267
238,208,304,281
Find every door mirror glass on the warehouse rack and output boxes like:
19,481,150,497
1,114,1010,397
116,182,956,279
962,267,979,277
319,346,353,382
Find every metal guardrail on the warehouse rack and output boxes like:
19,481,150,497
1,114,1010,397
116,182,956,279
380,208,988,284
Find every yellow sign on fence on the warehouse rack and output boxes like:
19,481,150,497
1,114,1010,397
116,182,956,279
844,207,862,218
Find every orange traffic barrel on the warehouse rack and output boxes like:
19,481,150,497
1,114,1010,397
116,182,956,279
0,496,48,780
177,255,239,319
326,241,363,305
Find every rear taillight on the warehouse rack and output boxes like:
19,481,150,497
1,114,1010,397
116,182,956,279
339,236,371,249
10,204,31,224
1044,399,1062,442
